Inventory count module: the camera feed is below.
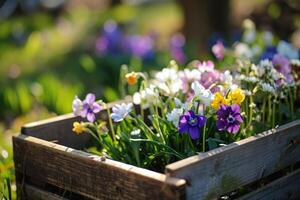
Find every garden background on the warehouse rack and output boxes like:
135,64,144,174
1,0,300,198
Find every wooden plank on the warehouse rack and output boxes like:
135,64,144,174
21,98,131,149
165,119,300,200
23,184,68,200
13,135,186,200
21,114,90,149
238,168,300,200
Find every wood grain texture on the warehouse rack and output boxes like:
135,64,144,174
165,119,300,200
23,184,68,200
238,168,300,200
13,135,186,200
21,98,131,149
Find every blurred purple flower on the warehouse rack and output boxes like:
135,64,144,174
178,110,206,140
127,35,154,59
272,54,291,75
260,46,277,60
170,33,186,64
73,93,101,122
272,54,294,84
212,41,225,60
216,104,243,134
95,20,125,55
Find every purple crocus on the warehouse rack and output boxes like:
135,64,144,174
212,41,225,60
216,104,243,134
178,110,206,140
73,93,101,122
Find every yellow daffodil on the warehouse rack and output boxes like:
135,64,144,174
211,92,229,109
228,88,245,105
72,122,84,134
125,72,138,85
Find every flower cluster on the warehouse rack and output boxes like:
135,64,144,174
71,21,300,172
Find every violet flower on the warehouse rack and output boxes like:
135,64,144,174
95,20,125,55
212,41,225,60
272,54,294,84
178,110,206,140
170,33,186,64
127,35,154,59
73,93,101,122
216,104,243,134
272,54,291,75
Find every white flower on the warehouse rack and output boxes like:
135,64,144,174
1,150,8,159
133,85,158,108
234,43,253,59
242,19,255,30
178,68,201,81
110,103,133,122
155,68,182,95
131,129,141,136
155,68,178,83
243,29,256,43
261,83,275,93
291,59,300,67
244,90,252,96
277,40,298,59
223,70,233,85
191,81,213,105
167,108,184,127
257,59,273,77
270,68,284,81
263,31,273,46
72,96,83,116
174,98,189,111
244,76,259,83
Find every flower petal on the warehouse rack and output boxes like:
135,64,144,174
92,102,101,113
228,124,240,134
231,104,240,114
197,116,207,127
87,113,96,122
216,120,226,131
85,93,96,104
189,127,200,140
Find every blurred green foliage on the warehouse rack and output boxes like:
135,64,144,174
0,2,182,198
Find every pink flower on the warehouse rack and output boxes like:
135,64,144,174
196,60,215,71
212,41,225,60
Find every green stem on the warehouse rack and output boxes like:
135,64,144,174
202,122,207,152
246,95,253,130
272,99,276,128
106,105,116,141
288,89,294,120
267,95,272,126
262,97,266,125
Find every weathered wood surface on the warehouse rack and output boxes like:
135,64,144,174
238,168,300,200
21,99,130,149
23,184,68,200
13,135,186,200
165,119,300,200
21,114,89,149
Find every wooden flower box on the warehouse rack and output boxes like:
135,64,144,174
13,102,300,200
